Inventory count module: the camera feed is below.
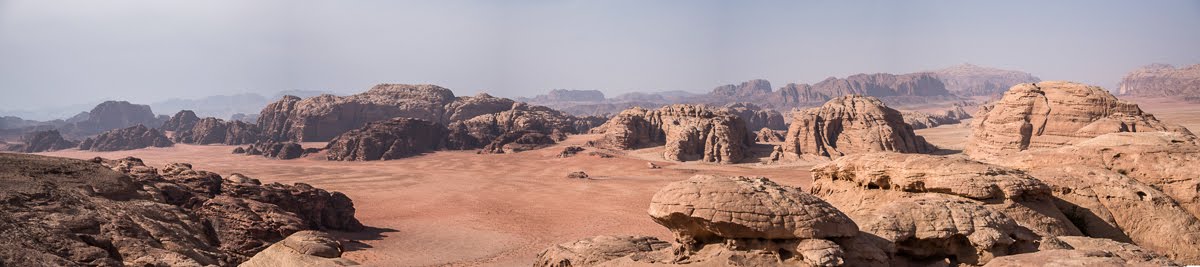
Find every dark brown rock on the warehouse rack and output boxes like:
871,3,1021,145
567,171,589,179
173,117,263,145
256,84,457,142
82,125,173,151
446,103,589,153
325,118,446,161
6,130,78,152
160,110,200,131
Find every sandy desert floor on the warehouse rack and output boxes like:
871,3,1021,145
39,135,818,266
34,99,1199,266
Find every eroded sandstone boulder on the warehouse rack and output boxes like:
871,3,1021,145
779,95,934,159
79,124,173,151
965,81,1192,160
325,117,446,161
595,105,752,164
240,230,359,267
984,236,1178,267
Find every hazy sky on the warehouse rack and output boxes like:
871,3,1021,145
1,0,1198,111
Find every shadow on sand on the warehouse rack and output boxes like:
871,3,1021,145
330,225,399,252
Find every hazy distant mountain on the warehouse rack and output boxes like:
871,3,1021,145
272,89,335,100
517,89,606,103
932,63,1041,97
1118,63,1200,101
0,101,103,121
149,93,269,119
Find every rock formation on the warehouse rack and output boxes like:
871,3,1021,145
566,171,589,179
172,117,262,145
902,103,974,129
534,235,670,267
984,236,1177,266
57,100,165,138
594,105,752,163
245,141,308,160
240,231,359,266
5,130,78,152
708,79,775,100
160,110,200,131
256,84,458,142
965,81,1193,160
1118,63,1200,101
0,154,361,266
933,63,1041,97
78,125,173,151
755,127,785,143
325,117,446,161
446,102,597,154
723,102,786,131
779,95,934,159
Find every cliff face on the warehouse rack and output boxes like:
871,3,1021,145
256,84,458,142
56,101,165,138
780,95,935,159
594,104,752,164
933,63,1041,97
1118,64,1200,101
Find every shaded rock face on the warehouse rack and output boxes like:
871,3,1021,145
0,154,362,266
173,117,262,145
160,110,200,131
256,84,458,142
595,105,752,164
1118,63,1200,101
965,81,1193,160
446,103,596,154
240,231,359,266
534,235,670,267
780,95,934,159
722,102,786,131
326,118,446,161
933,63,1042,97
755,128,785,143
7,130,78,152
79,125,173,151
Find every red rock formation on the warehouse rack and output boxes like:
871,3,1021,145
780,95,934,159
595,104,752,164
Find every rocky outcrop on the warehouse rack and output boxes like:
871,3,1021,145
534,235,669,267
1118,63,1200,101
755,128,785,143
58,100,164,138
0,154,361,266
723,102,786,131
709,79,775,100
443,93,517,122
594,105,752,163
160,110,200,131
779,95,934,159
965,81,1193,160
446,102,597,154
256,84,458,142
933,63,1041,97
984,236,1177,266
172,117,262,145
5,130,78,152
241,231,359,266
903,103,974,129
245,141,308,160
79,125,173,151
325,118,446,161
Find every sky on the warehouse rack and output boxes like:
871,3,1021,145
1,0,1198,112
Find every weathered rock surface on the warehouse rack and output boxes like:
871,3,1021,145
567,171,589,179
965,81,1192,160
173,117,263,145
779,95,934,159
55,100,165,138
247,141,307,160
240,231,359,267
534,235,670,267
79,124,173,151
903,103,974,129
160,110,200,131
325,117,446,161
755,128,785,143
5,129,78,152
984,236,1177,267
256,84,457,142
858,195,1039,265
0,153,361,266
594,105,751,163
1118,63,1200,101
933,63,1041,97
447,103,599,154
722,102,786,131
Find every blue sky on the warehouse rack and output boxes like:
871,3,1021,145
1,0,1198,110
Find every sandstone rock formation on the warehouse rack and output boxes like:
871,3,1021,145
984,236,1177,266
902,103,974,129
534,235,669,267
594,105,751,163
57,100,165,138
78,124,173,151
933,63,1041,97
708,79,775,101
325,117,446,161
172,117,262,145
755,127,785,143
245,141,308,160
446,103,598,154
779,95,934,159
160,110,200,131
5,129,78,152
723,102,786,131
0,154,361,266
240,231,359,266
965,81,1193,160
257,84,458,142
1118,63,1200,101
